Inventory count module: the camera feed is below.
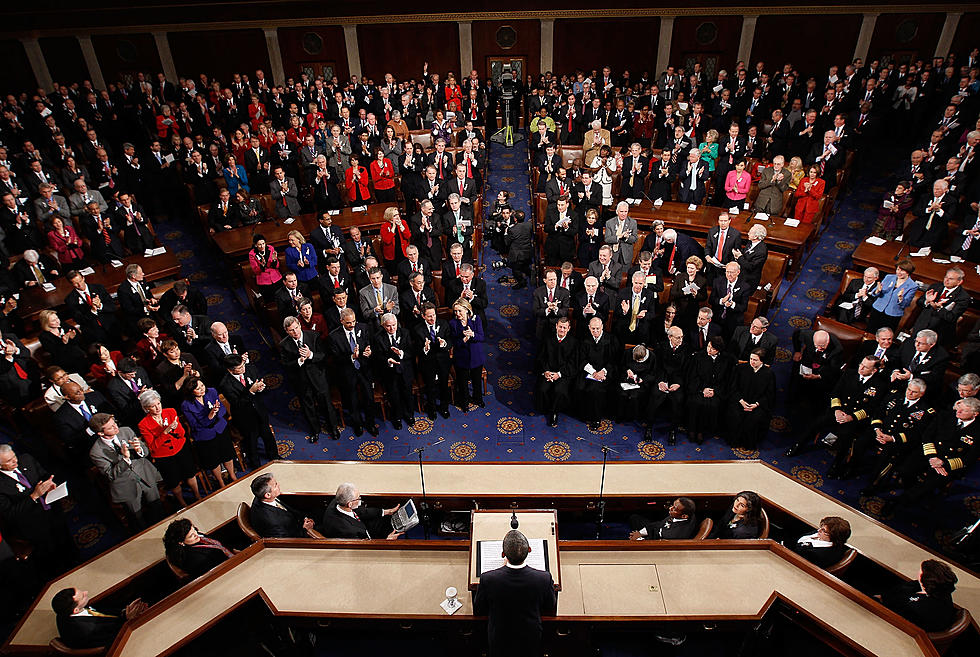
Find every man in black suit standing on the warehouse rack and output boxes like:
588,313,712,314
400,272,438,326
703,211,742,280
318,482,403,539
248,473,316,538
328,309,378,437
104,358,153,429
729,316,778,364
116,264,161,333
64,270,118,347
309,213,345,275
532,269,571,341
218,353,277,467
733,224,768,292
372,313,415,430
832,266,880,325
909,267,970,348
279,316,339,443
543,196,578,266
888,329,949,402
473,529,557,657
51,587,147,650
53,381,112,462
202,321,246,380
445,264,489,327
274,272,310,322
710,262,751,341
414,303,452,420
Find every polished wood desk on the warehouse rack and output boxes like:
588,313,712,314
5,461,977,654
627,199,815,269
210,203,399,260
105,541,935,657
851,239,980,296
16,250,182,321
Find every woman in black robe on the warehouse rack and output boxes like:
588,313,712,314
726,348,775,449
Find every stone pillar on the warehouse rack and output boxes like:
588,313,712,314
263,28,286,87
343,25,361,79
458,21,473,77
935,12,962,59
540,18,554,73
77,35,106,90
853,13,879,63
656,17,674,77
152,31,178,83
737,15,758,66
20,37,52,91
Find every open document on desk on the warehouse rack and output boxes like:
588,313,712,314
476,539,549,575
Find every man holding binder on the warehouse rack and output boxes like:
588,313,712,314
474,529,557,657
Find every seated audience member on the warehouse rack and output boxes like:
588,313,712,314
834,266,880,324
12,249,59,289
249,472,317,538
88,412,162,530
710,491,764,539
789,516,851,568
51,587,147,650
629,497,698,540
319,482,404,539
879,560,958,632
163,518,234,579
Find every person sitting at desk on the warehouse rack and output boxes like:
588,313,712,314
249,472,318,538
879,559,957,632
319,482,403,539
788,516,851,568
710,490,763,539
163,517,235,579
51,587,148,650
629,497,698,540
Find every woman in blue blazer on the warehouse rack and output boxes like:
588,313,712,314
180,377,237,486
867,260,919,331
449,299,485,410
222,155,250,196
284,230,319,283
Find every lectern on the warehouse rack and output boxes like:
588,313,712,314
468,509,561,591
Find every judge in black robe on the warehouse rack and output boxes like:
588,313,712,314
576,319,619,429
726,352,776,449
685,340,734,443
535,319,578,427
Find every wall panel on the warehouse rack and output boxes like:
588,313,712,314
750,14,862,81
40,37,88,86
0,40,37,93
950,13,980,60
278,26,349,82
92,33,162,85
868,12,945,63
357,23,458,81
552,18,661,80
472,19,541,79
168,29,270,83
669,15,742,75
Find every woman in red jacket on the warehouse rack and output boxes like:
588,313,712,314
344,155,371,204
379,206,411,273
47,217,86,267
370,148,397,203
794,165,826,223
137,389,201,506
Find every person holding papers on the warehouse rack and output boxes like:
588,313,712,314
870,181,914,240
473,529,557,657
319,482,403,539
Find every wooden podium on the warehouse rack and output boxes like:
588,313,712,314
468,509,561,591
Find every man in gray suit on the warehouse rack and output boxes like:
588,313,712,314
67,179,108,217
753,155,790,216
270,166,301,218
358,266,399,327
604,201,639,265
33,183,70,225
88,413,162,530
587,244,626,297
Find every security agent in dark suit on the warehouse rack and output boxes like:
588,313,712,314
279,316,339,443
889,329,949,402
909,269,970,348
328,309,378,437
473,529,557,657
629,497,698,540
248,473,317,538
318,482,403,539
505,210,533,289
218,353,277,467
414,303,453,420
51,587,147,650
729,316,778,364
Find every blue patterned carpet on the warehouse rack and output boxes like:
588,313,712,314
44,134,977,566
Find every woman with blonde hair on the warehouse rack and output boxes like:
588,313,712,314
786,156,805,191
284,230,318,284
38,309,87,373
698,129,719,172
449,299,485,410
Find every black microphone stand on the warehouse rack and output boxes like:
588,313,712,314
595,443,617,539
411,437,444,540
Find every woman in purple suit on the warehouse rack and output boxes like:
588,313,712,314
449,298,485,410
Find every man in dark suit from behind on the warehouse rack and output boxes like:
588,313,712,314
628,497,699,540
51,587,147,650
318,481,403,539
248,472,316,538
473,529,558,657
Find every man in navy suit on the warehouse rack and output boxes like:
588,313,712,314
473,529,558,657
248,473,316,538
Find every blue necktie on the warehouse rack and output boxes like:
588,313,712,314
80,404,92,421
349,332,360,370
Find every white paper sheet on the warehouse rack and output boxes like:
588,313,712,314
478,538,547,575
45,481,68,504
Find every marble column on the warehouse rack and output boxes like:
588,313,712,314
343,24,361,79
853,13,879,63
20,37,53,91
77,35,106,90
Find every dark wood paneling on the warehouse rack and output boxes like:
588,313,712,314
869,13,945,63
278,26,349,82
950,13,980,59
552,18,660,79
92,33,161,85
472,19,541,79
0,39,37,93
669,15,742,72
168,29,271,83
356,23,458,81
39,37,88,86
750,15,862,81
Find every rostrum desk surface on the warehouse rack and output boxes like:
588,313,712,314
5,461,977,655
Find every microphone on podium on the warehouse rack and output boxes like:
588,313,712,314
510,511,519,529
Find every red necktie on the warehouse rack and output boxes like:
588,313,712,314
239,374,246,386
548,290,554,303
12,362,27,380
939,289,949,303
715,230,725,261
455,265,460,277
